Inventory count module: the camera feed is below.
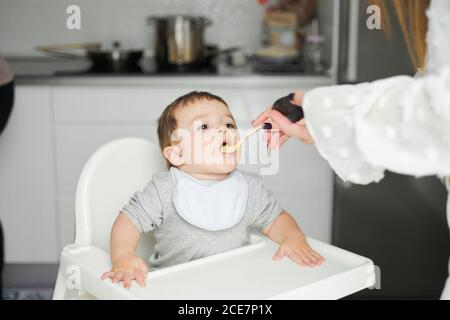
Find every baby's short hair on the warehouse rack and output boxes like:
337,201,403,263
157,91,229,168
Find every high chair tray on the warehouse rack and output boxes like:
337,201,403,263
62,235,376,300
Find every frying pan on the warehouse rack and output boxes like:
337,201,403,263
36,41,143,72
251,46,301,65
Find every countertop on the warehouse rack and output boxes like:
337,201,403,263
8,56,336,88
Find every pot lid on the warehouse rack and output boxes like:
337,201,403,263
147,15,212,27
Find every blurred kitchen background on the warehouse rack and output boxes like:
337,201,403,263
0,0,448,300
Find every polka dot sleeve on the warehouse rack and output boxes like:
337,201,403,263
303,68,450,184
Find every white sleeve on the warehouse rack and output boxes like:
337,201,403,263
302,66,450,185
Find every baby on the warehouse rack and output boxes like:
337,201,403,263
101,91,324,288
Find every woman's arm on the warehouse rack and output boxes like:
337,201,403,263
302,65,450,184
253,66,450,185
253,0,450,185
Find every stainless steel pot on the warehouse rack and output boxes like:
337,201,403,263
147,15,212,67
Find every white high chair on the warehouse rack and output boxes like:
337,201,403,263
53,137,377,300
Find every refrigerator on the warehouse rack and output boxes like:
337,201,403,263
332,0,450,299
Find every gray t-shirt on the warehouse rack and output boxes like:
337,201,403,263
121,168,283,270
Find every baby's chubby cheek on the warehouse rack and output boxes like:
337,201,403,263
177,129,240,166
177,137,216,165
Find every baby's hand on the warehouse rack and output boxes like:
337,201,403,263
273,231,325,267
101,253,149,289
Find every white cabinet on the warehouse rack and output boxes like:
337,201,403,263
239,139,333,242
0,86,58,263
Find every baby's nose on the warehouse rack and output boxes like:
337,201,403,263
217,127,226,134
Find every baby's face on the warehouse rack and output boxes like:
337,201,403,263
168,99,240,176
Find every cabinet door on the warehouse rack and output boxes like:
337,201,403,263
239,141,333,243
0,86,58,263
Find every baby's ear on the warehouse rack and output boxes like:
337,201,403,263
163,145,184,167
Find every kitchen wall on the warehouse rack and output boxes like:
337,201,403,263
0,0,264,56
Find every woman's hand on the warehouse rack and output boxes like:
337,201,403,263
251,91,315,148
101,253,149,289
273,231,325,267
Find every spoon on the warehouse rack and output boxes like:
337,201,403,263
221,93,304,154
221,123,272,153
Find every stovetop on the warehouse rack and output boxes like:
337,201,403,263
53,63,219,76
8,56,319,79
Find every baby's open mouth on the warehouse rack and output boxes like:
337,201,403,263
221,139,238,154
220,139,231,152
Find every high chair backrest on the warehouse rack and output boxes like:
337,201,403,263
74,138,167,259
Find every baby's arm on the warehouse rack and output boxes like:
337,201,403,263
101,213,149,288
262,210,324,267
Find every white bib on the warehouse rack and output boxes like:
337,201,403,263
170,167,248,231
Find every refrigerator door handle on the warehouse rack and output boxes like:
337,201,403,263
346,0,360,82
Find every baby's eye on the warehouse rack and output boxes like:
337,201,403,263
226,123,236,129
198,124,208,130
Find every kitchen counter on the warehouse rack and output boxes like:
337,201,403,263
8,56,336,88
